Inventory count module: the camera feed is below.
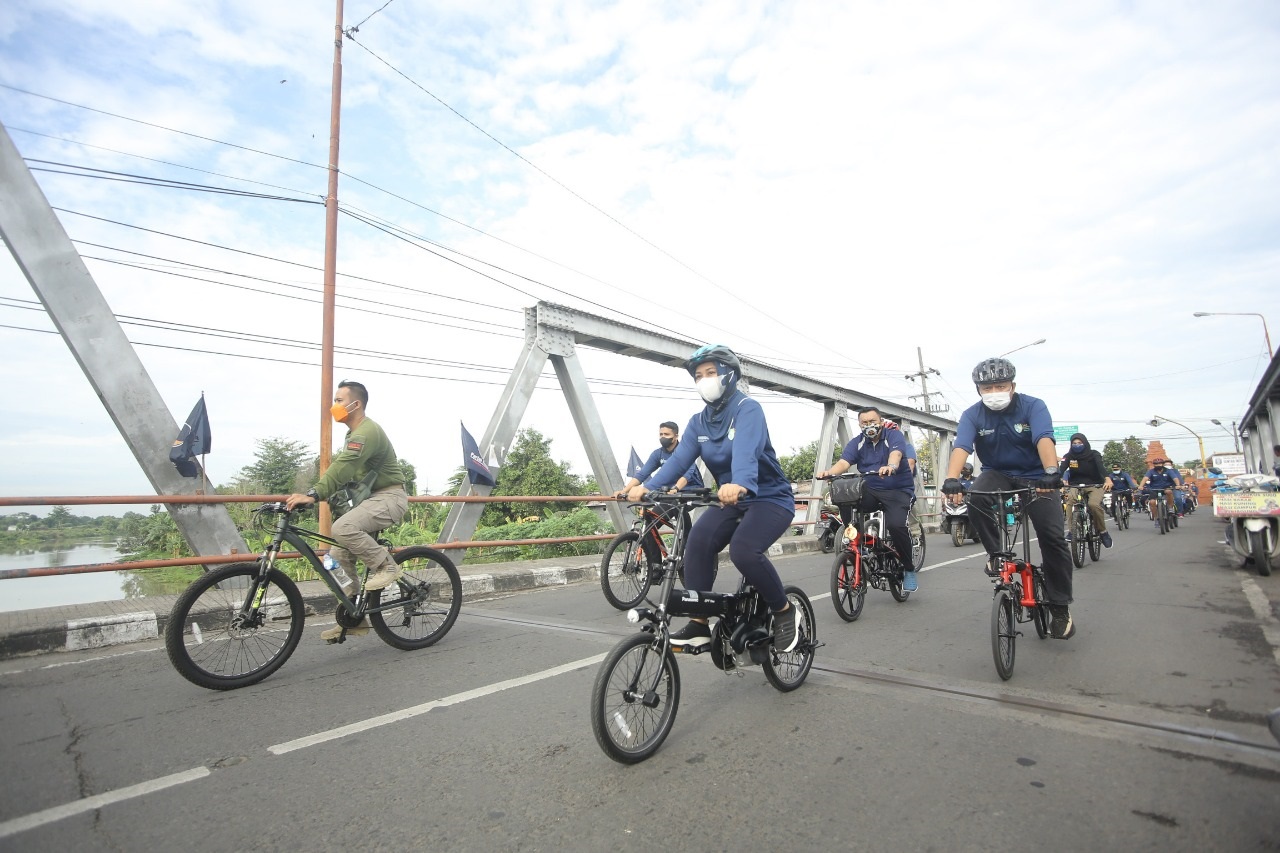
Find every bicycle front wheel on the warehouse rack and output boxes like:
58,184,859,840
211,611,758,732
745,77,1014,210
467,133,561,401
830,552,865,622
369,546,463,650
1071,515,1086,568
164,562,305,690
764,586,816,692
1032,576,1050,639
1088,529,1102,562
991,588,1016,681
600,531,658,610
910,517,927,570
591,633,680,764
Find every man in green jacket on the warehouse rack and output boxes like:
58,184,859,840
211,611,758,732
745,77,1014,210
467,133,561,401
287,380,408,642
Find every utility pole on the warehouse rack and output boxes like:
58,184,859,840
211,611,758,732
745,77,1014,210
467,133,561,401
905,347,944,414
318,0,345,535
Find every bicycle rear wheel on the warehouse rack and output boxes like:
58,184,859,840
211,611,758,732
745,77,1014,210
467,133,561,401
164,562,304,690
591,633,680,764
763,586,816,692
369,546,462,650
991,588,1016,681
830,552,865,622
600,531,658,610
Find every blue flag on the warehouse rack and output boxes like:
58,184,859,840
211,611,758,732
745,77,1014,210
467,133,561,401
627,446,643,478
461,422,495,487
170,394,211,478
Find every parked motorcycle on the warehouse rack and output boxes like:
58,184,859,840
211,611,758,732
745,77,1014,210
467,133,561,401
817,504,843,553
1211,472,1279,577
940,499,979,547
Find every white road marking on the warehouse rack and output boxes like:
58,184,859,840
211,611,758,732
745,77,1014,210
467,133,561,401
268,653,606,755
1238,572,1280,666
0,767,210,840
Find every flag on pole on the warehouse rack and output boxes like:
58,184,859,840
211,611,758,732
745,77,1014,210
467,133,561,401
170,394,211,478
461,422,495,486
627,446,643,478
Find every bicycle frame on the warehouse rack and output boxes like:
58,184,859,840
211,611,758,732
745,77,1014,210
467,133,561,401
968,488,1042,602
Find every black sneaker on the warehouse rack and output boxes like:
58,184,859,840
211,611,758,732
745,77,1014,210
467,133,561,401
1048,605,1075,640
984,557,1002,577
771,607,798,653
668,620,711,650
1101,531,1113,548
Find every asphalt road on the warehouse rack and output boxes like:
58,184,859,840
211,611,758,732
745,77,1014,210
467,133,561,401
1,511,1277,851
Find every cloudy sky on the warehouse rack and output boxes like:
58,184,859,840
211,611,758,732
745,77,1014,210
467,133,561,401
1,0,1278,513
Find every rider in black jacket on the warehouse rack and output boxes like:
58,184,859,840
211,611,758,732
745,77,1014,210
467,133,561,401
1058,432,1114,549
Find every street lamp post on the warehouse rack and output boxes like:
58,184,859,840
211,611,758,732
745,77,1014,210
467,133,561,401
1193,312,1273,359
1149,415,1207,472
1210,419,1241,453
999,338,1046,358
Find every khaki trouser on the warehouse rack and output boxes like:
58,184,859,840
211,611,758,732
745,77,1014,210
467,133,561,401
330,486,408,575
1065,486,1107,532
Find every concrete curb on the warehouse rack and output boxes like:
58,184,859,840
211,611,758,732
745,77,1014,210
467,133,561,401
0,536,824,660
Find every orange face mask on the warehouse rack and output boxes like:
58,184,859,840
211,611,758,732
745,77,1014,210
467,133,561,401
330,401,354,423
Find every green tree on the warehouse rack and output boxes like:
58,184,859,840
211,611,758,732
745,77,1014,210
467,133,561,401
1101,436,1147,478
483,428,583,524
399,458,417,496
236,437,312,495
778,440,842,483
45,505,72,530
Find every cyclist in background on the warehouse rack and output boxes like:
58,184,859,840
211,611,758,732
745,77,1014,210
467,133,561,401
626,345,798,653
1108,464,1137,514
1059,432,1114,549
818,407,919,591
1138,458,1182,520
617,421,704,496
941,357,1076,640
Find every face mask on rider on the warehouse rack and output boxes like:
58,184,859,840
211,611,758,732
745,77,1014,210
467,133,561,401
1071,442,1085,453
696,375,726,404
981,391,1012,411
659,437,675,450
862,424,882,439
330,400,358,423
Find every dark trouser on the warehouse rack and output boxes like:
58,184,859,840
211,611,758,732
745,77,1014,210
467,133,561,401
683,501,792,611
968,470,1073,606
839,487,913,565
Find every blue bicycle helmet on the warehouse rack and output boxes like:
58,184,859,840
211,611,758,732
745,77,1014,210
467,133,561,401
685,344,741,379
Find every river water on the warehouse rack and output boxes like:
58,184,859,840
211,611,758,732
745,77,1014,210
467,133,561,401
0,542,132,613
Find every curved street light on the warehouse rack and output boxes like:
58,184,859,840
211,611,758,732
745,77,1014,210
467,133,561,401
1210,419,1241,453
999,338,1046,358
1148,415,1207,472
1193,312,1273,359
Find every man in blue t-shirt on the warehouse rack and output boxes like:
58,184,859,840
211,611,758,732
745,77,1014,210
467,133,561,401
941,357,1076,640
818,407,918,591
617,421,704,495
1138,458,1182,519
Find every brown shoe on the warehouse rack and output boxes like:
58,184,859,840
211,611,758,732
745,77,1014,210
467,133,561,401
365,565,403,591
321,618,369,643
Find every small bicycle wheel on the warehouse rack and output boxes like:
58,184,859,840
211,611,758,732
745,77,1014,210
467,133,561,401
830,552,865,622
763,586,816,692
910,518,927,570
1088,529,1102,562
1071,516,1086,568
600,531,658,610
165,562,305,690
591,633,680,764
889,572,911,603
1032,576,1050,639
991,588,1016,681
369,546,462,650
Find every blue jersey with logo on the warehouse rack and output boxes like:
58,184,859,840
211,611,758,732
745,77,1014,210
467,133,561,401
1109,471,1136,491
954,393,1055,480
1143,468,1181,490
643,393,794,511
839,430,915,493
635,445,704,490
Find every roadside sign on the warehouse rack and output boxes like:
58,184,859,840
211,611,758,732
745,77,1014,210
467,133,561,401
1052,425,1079,442
1211,453,1247,476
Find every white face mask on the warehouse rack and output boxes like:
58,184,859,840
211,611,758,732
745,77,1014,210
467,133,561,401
981,391,1012,411
696,375,725,403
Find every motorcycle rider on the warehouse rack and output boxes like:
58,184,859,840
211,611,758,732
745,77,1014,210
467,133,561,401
1059,432,1114,548
959,463,975,491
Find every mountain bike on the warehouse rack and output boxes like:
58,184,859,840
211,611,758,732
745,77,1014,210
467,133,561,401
1109,490,1132,530
823,473,913,622
1066,485,1103,568
969,488,1052,680
601,498,692,610
1144,488,1176,534
165,502,462,690
590,490,818,763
